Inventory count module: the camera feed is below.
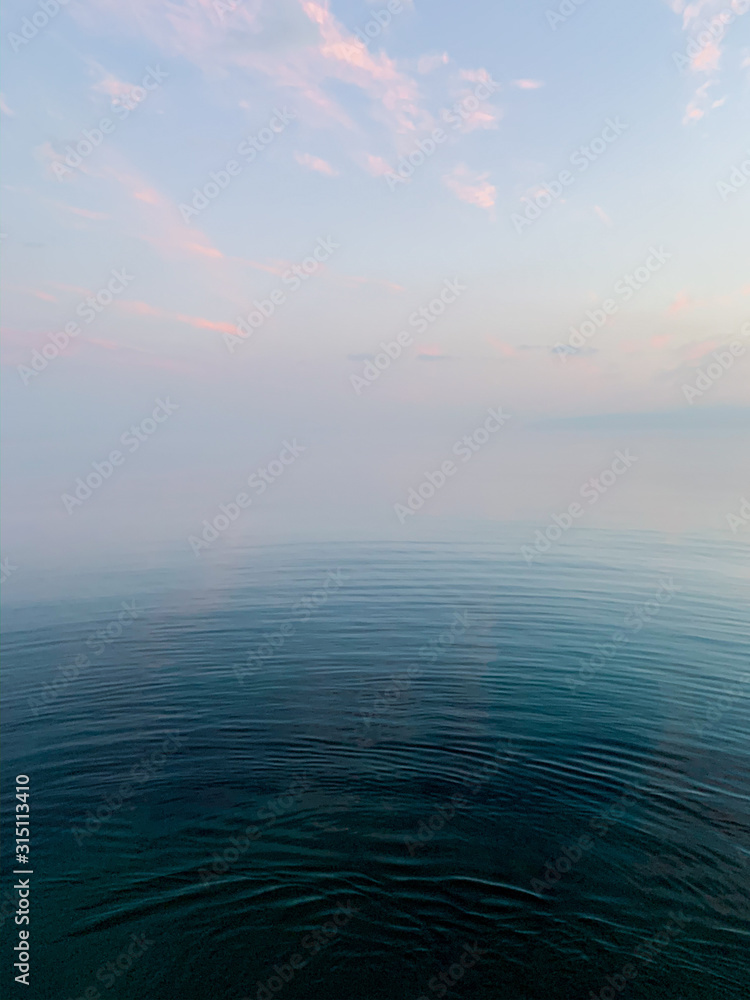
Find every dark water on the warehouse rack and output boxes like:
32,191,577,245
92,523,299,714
2,529,749,1000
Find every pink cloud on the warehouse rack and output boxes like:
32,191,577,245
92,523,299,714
118,300,163,318
185,243,224,260
685,339,719,360
460,107,500,133
93,161,227,263
667,1,736,126
174,313,236,334
71,0,444,178
6,285,59,303
459,68,494,84
117,299,236,334
512,79,543,89
299,0,430,136
59,205,111,221
237,258,293,277
487,337,519,358
682,79,714,123
133,188,161,205
362,153,392,177
594,205,613,226
294,151,339,176
443,164,496,214
680,0,723,28
668,290,692,314
691,40,722,72
88,60,136,99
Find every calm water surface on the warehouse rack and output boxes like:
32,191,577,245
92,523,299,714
2,529,749,999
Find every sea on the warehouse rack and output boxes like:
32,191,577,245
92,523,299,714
2,527,749,999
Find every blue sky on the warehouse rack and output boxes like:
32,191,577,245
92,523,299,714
1,0,749,574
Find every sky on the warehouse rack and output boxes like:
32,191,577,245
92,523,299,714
1,0,749,581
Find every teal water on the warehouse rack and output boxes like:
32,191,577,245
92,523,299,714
2,529,749,999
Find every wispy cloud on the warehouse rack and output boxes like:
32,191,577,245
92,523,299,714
56,204,111,221
294,151,339,175
361,153,392,176
443,164,496,214
668,291,691,315
682,80,715,122
86,58,137,99
669,0,744,123
417,52,450,74
117,299,236,334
